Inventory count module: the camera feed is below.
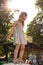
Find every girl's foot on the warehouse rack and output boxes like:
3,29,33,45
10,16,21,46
19,59,24,63
14,58,20,64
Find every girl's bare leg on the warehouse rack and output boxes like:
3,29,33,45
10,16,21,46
14,44,20,61
19,44,25,62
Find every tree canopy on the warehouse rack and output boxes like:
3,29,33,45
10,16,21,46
35,0,43,10
26,0,43,48
0,2,19,59
26,12,43,47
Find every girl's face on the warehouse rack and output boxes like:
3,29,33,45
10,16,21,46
19,14,27,22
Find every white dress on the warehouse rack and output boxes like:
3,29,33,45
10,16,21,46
13,21,27,45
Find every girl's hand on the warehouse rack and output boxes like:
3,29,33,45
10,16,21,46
6,35,11,40
6,21,17,40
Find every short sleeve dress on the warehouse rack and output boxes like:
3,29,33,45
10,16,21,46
13,21,27,45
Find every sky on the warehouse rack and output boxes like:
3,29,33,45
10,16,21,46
7,0,38,32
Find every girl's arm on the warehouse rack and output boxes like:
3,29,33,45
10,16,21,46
6,21,17,39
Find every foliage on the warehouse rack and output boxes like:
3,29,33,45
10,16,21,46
26,12,43,47
0,4,19,43
26,0,43,48
0,3,19,59
35,0,43,10
0,7,13,43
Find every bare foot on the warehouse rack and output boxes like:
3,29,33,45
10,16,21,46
19,59,24,63
14,58,20,64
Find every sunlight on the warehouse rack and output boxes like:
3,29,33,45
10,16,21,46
7,0,38,32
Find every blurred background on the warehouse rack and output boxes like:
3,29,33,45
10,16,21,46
0,0,43,65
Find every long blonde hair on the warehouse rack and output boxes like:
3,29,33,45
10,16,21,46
19,12,27,26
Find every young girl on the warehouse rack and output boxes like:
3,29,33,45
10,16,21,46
7,12,27,63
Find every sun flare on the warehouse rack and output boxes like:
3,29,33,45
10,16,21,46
7,0,38,32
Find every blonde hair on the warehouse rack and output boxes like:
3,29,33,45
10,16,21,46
19,12,27,26
19,12,27,17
